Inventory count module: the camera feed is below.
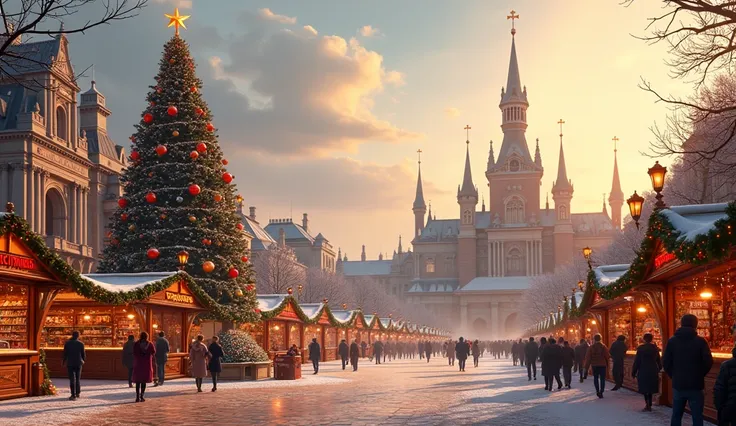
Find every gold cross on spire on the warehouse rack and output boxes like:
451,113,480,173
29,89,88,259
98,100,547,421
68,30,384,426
507,10,519,35
165,8,190,36
417,149,422,164
557,119,565,137
612,136,619,152
464,125,471,142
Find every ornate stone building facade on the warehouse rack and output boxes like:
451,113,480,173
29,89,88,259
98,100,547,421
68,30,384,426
0,34,125,272
340,23,624,339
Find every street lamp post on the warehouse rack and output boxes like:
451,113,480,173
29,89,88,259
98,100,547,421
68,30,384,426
627,191,645,230
648,161,667,210
177,250,189,271
582,246,592,269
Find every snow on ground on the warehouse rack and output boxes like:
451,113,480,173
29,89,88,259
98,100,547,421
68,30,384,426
0,367,348,426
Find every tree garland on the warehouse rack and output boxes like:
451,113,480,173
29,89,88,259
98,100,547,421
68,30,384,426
39,349,57,396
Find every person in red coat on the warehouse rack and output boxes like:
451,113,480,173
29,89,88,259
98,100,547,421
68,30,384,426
132,331,156,402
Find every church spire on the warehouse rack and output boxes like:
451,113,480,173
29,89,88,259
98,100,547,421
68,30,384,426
552,119,573,192
608,136,625,229
426,201,432,227
487,140,495,171
534,137,542,168
413,149,427,238
458,128,477,198
398,235,403,254
602,193,608,215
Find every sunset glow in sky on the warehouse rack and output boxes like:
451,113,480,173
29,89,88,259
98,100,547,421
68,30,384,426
65,0,690,259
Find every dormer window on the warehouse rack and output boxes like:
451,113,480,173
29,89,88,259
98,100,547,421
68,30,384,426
509,159,520,172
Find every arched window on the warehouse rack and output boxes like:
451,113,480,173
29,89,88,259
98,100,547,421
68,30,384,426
506,248,523,276
558,205,568,220
462,209,472,225
509,159,520,172
56,106,67,141
504,197,525,224
45,188,67,238
425,258,435,273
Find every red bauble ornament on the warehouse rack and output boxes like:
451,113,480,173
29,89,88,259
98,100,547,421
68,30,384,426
196,142,207,153
246,284,254,291
156,87,162,94
222,159,229,166
155,145,168,156
120,213,129,221
143,113,153,124
195,107,204,116
169,58,176,64
190,151,199,160
147,248,160,260
129,135,136,142
222,172,234,184
130,151,140,161
167,106,178,116
206,122,214,132
236,223,244,231
190,86,197,93
241,256,249,263
188,184,201,196
145,192,157,204
118,198,128,208
228,267,239,279
202,238,211,246
213,193,222,202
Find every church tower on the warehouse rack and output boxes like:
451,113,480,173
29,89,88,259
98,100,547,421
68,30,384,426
486,13,543,226
413,150,427,238
551,120,574,268
457,134,478,287
608,137,624,229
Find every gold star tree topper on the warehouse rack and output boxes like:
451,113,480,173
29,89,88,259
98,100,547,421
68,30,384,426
165,8,190,36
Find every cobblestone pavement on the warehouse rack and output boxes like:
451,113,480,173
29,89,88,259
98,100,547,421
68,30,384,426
15,356,712,425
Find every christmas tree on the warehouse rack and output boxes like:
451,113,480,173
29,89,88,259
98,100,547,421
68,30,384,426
98,10,258,323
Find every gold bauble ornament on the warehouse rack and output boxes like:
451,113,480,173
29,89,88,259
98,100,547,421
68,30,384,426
172,130,180,137
128,224,136,232
202,261,215,273
189,215,197,222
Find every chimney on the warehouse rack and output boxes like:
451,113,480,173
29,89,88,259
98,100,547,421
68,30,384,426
302,213,308,232
279,228,286,247
249,206,256,221
378,253,383,261
361,245,366,262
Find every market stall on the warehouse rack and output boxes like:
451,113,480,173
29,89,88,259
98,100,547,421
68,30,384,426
257,295,304,359
42,272,208,380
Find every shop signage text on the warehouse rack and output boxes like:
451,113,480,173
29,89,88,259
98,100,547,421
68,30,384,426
165,292,193,304
654,252,676,269
0,252,37,271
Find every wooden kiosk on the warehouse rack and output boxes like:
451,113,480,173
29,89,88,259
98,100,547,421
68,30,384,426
42,272,207,380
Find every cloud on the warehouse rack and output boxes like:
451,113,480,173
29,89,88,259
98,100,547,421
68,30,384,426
258,8,297,24
384,70,405,87
359,25,382,38
302,25,318,36
444,107,461,118
153,0,192,9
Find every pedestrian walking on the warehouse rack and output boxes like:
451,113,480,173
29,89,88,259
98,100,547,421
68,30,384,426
190,334,210,392
584,333,610,399
122,335,135,388
424,340,432,362
525,337,539,381
472,340,481,367
208,335,224,392
446,340,456,366
62,330,86,401
632,333,662,412
562,340,575,389
373,340,383,365
154,331,170,386
132,331,155,402
518,339,526,367
350,340,360,371
512,340,519,366
543,338,563,391
714,345,736,425
309,338,321,373
610,335,628,391
538,337,548,388
574,338,589,383
361,341,367,358
339,339,349,370
663,314,713,426
455,337,469,372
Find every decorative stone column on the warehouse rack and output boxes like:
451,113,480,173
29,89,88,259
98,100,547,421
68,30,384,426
75,185,82,243
39,172,47,236
11,163,26,218
0,165,8,209
69,183,76,243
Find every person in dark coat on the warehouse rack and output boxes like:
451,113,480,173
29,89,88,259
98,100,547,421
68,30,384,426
208,335,224,392
418,341,424,359
561,340,575,389
525,337,539,381
542,338,563,391
518,339,526,367
663,314,713,426
122,335,135,388
585,334,610,398
350,340,360,371
154,331,170,386
632,333,662,412
286,344,299,357
424,340,432,362
538,337,548,388
574,338,589,383
339,339,349,370
511,340,519,366
62,330,86,401
471,340,481,368
308,338,321,374
610,335,628,391
455,337,470,372
373,340,383,365
361,341,367,358
714,345,736,425
132,331,156,402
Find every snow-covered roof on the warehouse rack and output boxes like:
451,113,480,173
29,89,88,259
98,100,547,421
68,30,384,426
330,310,353,324
593,264,630,287
342,260,392,276
661,203,729,242
81,272,182,293
566,290,584,309
363,314,375,325
256,294,289,312
239,213,276,251
299,303,324,320
264,219,314,243
380,318,391,328
457,276,531,292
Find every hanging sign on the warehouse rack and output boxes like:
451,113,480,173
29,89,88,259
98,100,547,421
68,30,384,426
165,291,194,304
654,252,676,269
0,252,37,271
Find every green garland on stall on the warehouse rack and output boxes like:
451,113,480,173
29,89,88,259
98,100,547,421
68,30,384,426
258,295,357,328
0,213,229,318
38,349,57,396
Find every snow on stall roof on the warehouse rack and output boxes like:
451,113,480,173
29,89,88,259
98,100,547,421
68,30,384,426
81,272,182,293
363,314,375,324
380,318,391,328
661,202,729,242
593,264,630,287
330,310,353,324
457,276,530,292
300,303,324,320
567,291,584,309
256,294,289,312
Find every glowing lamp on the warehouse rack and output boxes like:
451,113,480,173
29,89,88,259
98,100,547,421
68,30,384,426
578,280,584,291
273,325,280,331
591,320,597,325
177,250,189,268
700,287,713,299
153,324,159,329
127,314,135,320
582,246,592,260
637,306,647,313
648,161,667,193
287,287,293,295
627,191,645,229
83,315,91,320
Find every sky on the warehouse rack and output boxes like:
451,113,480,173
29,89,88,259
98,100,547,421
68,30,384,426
57,0,690,260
